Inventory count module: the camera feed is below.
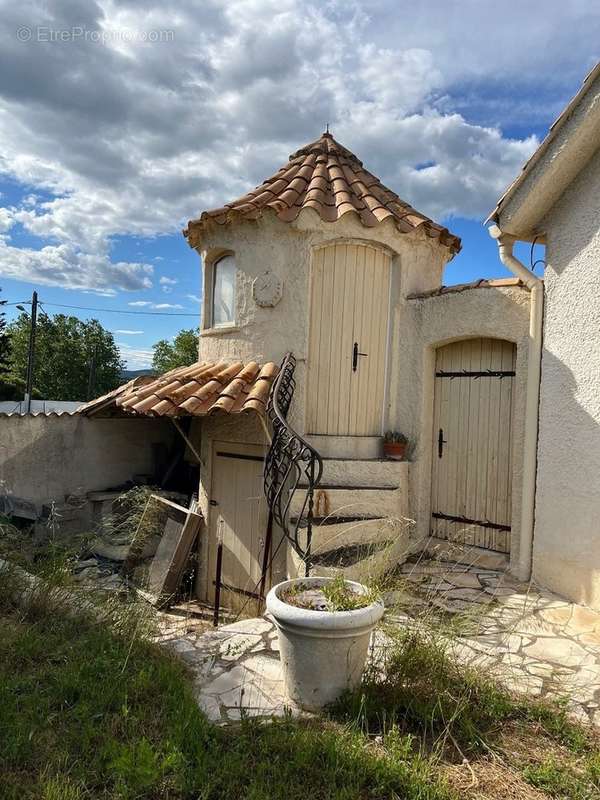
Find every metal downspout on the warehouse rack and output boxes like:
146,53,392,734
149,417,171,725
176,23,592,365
489,225,544,582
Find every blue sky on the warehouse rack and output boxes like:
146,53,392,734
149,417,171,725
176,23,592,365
0,1,598,367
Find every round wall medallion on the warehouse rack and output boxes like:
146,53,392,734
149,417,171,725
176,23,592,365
253,270,283,308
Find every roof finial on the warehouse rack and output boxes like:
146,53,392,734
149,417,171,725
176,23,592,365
324,122,331,137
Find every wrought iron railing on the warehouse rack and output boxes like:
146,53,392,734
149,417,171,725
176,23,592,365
264,352,323,575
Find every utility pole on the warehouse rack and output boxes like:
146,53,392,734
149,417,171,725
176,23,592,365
87,343,97,400
24,290,38,413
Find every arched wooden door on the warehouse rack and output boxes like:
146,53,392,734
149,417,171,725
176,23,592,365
306,242,391,436
430,338,516,553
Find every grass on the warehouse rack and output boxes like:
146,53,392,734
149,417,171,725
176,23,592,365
0,568,451,800
282,573,382,611
2,527,600,800
330,623,600,799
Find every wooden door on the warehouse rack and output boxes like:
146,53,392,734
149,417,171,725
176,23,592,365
430,338,516,553
306,242,391,436
207,442,269,612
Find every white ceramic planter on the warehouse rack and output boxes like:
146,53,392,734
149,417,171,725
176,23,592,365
266,577,385,711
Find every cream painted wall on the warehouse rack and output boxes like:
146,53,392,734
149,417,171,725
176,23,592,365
195,207,449,436
405,285,530,570
533,146,600,609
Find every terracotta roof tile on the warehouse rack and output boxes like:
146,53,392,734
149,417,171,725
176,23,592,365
406,277,528,300
78,360,278,418
185,132,461,256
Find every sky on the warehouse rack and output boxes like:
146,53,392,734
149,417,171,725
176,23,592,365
0,1,598,369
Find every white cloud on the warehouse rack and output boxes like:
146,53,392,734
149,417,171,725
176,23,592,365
159,275,177,293
0,0,596,292
0,239,152,292
187,293,202,303
127,300,184,310
115,329,144,334
117,342,154,369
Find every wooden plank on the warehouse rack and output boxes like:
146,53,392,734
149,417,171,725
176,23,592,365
328,245,347,434
320,245,336,434
305,247,324,432
147,507,202,607
338,244,357,434
348,245,366,434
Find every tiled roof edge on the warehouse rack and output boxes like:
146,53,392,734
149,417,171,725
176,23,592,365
406,277,527,300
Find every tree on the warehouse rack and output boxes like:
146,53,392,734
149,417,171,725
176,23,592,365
0,286,9,377
152,328,199,373
0,286,16,399
7,312,124,401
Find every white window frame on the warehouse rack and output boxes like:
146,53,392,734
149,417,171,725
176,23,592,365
204,252,237,331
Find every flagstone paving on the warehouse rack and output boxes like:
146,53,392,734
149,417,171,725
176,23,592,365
158,559,600,726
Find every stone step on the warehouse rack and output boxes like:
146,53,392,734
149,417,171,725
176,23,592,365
287,528,410,584
295,516,407,556
311,458,408,488
305,434,382,459
420,536,510,571
289,485,404,520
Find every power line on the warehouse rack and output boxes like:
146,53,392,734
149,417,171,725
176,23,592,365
5,299,200,317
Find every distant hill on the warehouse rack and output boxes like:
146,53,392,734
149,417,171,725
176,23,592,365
121,368,156,381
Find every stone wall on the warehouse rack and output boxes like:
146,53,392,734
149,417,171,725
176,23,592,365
0,414,175,509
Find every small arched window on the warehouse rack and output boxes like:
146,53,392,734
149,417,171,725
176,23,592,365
211,254,236,327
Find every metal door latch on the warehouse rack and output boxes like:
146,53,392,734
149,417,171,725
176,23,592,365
438,428,447,458
352,341,368,371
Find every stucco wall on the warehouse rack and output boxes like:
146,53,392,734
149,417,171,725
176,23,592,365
533,146,600,608
0,415,175,507
195,208,450,435
192,208,533,581
405,285,531,570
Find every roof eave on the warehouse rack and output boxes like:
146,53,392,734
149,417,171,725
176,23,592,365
487,62,600,239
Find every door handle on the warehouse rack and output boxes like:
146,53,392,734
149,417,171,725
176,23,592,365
438,428,447,458
352,341,368,372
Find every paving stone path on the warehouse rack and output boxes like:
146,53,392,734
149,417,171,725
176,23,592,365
157,559,600,726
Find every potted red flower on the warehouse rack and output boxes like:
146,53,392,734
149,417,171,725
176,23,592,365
383,431,408,460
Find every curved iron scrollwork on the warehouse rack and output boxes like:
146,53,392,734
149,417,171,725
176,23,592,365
264,352,323,575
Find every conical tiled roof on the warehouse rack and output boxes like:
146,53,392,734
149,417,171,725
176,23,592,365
184,132,461,255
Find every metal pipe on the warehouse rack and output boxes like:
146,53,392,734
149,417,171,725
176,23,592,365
489,225,544,581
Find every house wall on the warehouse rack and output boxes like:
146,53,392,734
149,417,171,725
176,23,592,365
195,208,450,435
192,209,533,587
405,285,531,570
0,414,175,508
533,146,600,609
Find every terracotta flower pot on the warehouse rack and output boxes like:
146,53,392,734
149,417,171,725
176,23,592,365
383,441,407,460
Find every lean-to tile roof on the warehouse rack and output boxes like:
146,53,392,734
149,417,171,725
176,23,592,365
79,361,278,418
185,132,461,255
